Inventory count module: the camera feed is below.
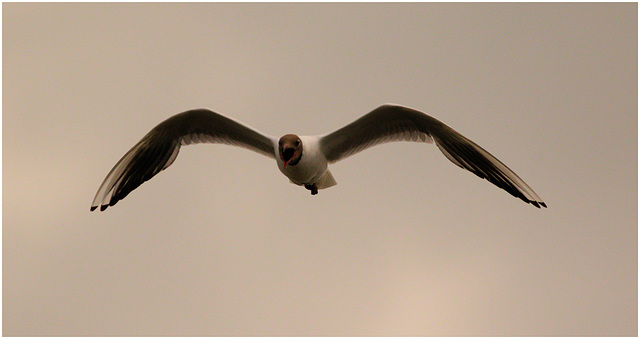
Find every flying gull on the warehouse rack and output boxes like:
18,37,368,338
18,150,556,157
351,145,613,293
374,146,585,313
91,104,546,211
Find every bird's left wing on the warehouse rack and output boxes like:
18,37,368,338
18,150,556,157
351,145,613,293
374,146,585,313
91,109,276,211
319,104,546,208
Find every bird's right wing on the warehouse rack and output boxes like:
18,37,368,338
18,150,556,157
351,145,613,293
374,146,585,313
91,109,276,211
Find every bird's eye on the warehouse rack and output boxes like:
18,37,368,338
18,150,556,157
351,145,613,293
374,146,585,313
295,140,300,147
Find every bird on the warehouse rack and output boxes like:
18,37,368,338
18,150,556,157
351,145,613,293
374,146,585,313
90,104,546,211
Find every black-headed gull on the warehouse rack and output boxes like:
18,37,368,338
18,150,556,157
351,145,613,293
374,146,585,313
91,104,546,211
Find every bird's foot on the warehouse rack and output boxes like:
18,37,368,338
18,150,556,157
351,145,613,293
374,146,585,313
304,184,318,195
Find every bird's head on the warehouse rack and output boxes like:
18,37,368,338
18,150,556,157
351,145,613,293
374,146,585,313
278,134,303,170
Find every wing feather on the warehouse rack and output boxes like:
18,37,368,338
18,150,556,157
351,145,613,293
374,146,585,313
319,104,546,208
91,109,276,211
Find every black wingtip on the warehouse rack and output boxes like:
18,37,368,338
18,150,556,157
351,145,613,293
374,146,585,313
90,205,97,212
100,205,108,212
530,200,547,209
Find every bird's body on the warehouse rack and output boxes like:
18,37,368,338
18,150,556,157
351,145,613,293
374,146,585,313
91,104,546,211
275,135,332,188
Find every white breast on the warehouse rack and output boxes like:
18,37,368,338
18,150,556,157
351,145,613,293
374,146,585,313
275,135,328,186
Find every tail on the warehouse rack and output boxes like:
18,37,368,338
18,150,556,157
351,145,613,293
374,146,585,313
316,169,337,189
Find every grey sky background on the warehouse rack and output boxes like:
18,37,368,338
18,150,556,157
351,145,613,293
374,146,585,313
3,3,637,336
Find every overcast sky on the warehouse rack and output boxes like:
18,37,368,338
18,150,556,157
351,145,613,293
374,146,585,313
3,3,637,336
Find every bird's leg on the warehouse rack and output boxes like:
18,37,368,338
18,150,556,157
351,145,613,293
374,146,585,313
304,183,318,195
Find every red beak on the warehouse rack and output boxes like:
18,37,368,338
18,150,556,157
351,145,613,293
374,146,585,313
281,148,295,171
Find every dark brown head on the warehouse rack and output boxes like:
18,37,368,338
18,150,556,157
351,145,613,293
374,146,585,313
278,134,302,170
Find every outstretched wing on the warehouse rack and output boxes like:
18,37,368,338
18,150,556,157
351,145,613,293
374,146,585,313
91,109,276,211
319,104,546,208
